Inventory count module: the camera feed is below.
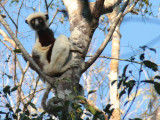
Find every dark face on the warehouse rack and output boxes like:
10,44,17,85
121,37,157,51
30,17,46,31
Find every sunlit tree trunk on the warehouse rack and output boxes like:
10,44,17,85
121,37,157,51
107,7,121,120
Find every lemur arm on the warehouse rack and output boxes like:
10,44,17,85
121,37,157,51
42,35,78,76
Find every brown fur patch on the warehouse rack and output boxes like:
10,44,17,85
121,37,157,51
38,28,55,47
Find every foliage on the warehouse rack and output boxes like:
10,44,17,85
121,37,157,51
112,46,160,119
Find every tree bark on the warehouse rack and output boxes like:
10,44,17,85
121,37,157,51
107,7,121,120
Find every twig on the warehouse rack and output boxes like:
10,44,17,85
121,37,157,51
0,3,18,29
82,0,130,73
0,29,16,48
17,62,29,109
44,0,48,13
48,0,54,8
16,0,24,30
123,0,138,16
49,8,59,27
86,55,142,65
23,76,40,112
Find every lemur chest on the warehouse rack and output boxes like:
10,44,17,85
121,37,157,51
32,28,55,69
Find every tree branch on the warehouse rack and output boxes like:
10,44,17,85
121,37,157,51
0,3,18,29
49,8,59,27
92,0,105,19
89,0,121,15
44,0,48,13
0,29,16,48
82,0,129,73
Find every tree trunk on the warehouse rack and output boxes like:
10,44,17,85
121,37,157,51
107,7,121,120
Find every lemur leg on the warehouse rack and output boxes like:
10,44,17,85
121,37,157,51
44,35,78,75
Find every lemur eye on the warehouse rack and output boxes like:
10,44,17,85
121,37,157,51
32,21,35,24
39,19,43,22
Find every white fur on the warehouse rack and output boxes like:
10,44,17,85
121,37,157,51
26,12,47,23
43,35,70,75
33,35,70,76
26,12,49,29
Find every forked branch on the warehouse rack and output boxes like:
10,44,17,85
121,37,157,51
82,0,129,73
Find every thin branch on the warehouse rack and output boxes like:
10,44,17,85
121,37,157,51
82,0,130,73
49,8,59,27
123,0,138,16
89,0,121,15
0,3,18,29
17,62,29,109
86,55,142,65
22,84,44,101
44,0,48,13
16,0,24,30
48,0,54,8
23,76,40,112
0,29,16,47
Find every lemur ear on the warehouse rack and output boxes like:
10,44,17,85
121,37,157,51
25,20,28,24
45,14,49,20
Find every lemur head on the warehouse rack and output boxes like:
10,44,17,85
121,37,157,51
25,12,49,31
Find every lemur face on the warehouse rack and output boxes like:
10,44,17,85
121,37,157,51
30,17,46,31
25,12,49,31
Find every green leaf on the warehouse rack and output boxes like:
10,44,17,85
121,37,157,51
139,53,145,60
140,45,147,51
6,103,10,108
31,113,38,117
86,105,97,115
126,80,136,88
4,73,13,79
111,80,117,86
124,101,129,106
12,114,17,119
154,82,160,95
130,118,142,120
88,90,96,96
11,86,19,92
13,49,21,53
122,64,129,78
119,89,126,99
15,108,21,113
3,85,11,94
154,76,160,80
103,104,112,113
118,79,123,89
74,96,86,101
25,109,30,116
28,102,37,110
148,47,156,53
141,80,154,84
143,60,158,72
0,111,6,114
93,111,104,120
127,80,136,97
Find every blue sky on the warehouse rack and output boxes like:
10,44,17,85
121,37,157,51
0,0,160,119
